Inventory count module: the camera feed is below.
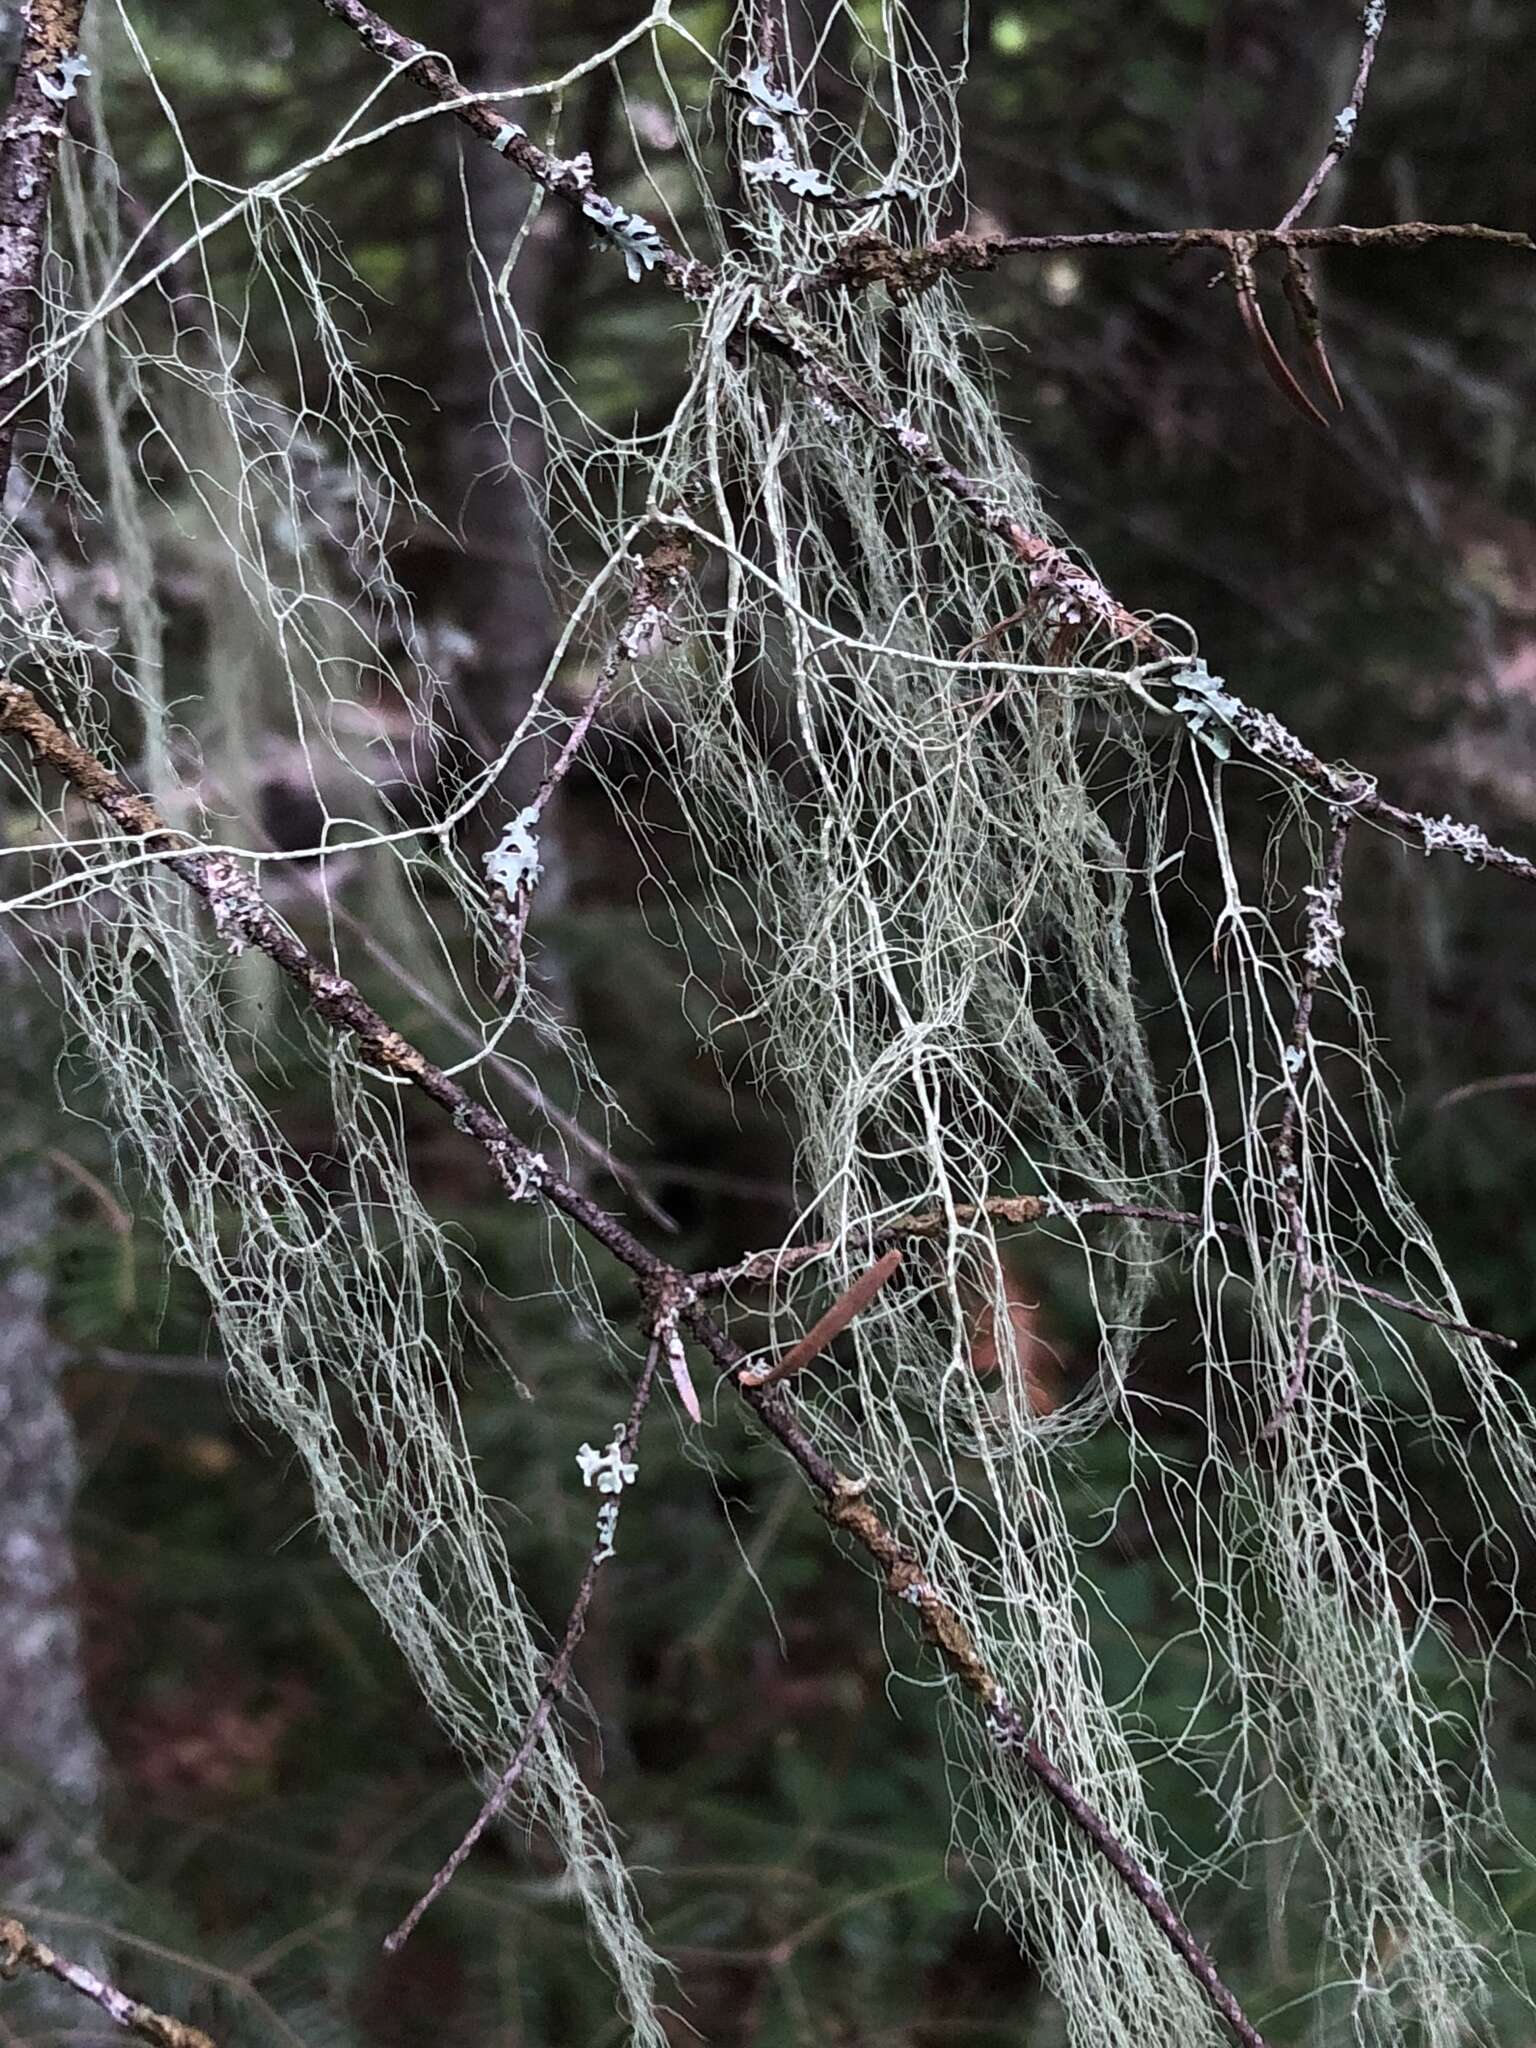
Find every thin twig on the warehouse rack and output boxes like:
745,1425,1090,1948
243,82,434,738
691,1194,1059,1292
489,532,692,997
1277,2,1388,233
750,313,1536,881
1252,0,1390,417
739,1247,904,1390
700,1193,1514,1354
384,1332,663,1953
0,1916,215,2048
1261,813,1354,1436
1,675,1268,2047
3,0,1273,2030
798,220,1532,299
933,223,1529,260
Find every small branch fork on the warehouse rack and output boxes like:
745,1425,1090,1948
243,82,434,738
0,1917,215,2048
0,675,1266,2045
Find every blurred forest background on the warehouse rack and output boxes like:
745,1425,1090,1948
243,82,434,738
2,2,1535,2044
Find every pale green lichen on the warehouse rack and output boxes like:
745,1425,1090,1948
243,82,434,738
3,8,1532,2048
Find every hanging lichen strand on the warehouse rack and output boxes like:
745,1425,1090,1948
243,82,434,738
594,8,1536,2045
2,2,1534,2045
0,8,672,2041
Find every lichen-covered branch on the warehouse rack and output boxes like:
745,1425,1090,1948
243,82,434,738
0,674,1266,2046
316,0,1536,890
1277,0,1389,232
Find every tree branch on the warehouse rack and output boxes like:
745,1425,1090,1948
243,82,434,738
698,1194,1513,1355
314,0,1535,889
0,673,1267,2046
0,1916,215,2048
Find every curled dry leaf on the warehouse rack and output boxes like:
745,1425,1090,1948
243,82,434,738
963,1252,1062,1416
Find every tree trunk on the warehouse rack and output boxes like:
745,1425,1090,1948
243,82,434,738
0,955,104,1917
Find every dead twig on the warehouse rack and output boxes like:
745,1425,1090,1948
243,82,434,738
700,1193,1513,1355
316,0,1536,886
385,1332,663,1952
1277,1,1388,233
0,1916,215,2048
799,220,1532,300
1227,234,1332,431
739,1247,904,1390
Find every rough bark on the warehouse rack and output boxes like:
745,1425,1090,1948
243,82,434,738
0,945,104,1909
0,0,87,489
